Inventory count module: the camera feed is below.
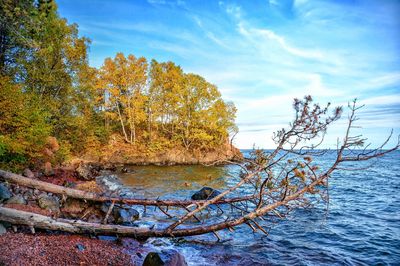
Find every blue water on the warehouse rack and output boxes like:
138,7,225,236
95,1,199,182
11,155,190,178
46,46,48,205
119,150,400,265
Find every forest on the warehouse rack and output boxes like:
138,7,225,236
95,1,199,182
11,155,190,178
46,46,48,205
0,0,237,171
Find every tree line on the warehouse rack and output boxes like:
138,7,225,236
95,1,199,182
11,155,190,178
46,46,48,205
0,0,237,170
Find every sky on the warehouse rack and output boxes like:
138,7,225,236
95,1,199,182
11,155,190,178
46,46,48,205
57,0,400,149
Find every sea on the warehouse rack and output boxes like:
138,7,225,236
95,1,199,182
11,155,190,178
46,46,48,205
116,150,400,265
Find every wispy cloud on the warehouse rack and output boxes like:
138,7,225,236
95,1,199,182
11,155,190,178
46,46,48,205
238,25,324,61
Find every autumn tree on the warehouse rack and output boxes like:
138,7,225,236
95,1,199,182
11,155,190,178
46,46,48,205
176,73,236,150
148,59,185,140
98,53,148,144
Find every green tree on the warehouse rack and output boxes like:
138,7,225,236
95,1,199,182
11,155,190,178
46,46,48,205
0,76,52,170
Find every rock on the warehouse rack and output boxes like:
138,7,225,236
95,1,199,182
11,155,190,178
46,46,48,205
87,214,102,223
0,223,6,235
22,168,35,178
0,183,12,202
103,164,117,171
191,187,221,200
23,189,34,200
115,207,140,224
101,202,140,224
97,235,118,241
43,161,54,176
143,252,164,266
6,194,27,205
143,250,188,266
76,243,86,251
76,163,96,180
61,199,87,218
0,223,7,234
37,195,60,213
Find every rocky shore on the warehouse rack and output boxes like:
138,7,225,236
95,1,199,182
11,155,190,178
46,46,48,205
0,165,196,265
81,140,243,166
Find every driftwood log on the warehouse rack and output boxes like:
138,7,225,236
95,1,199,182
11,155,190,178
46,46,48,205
0,169,254,206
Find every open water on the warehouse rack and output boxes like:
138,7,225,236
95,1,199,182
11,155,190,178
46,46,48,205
118,150,400,265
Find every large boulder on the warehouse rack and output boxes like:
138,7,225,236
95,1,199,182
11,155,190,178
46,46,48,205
191,187,221,200
143,250,188,266
0,183,12,203
37,195,60,213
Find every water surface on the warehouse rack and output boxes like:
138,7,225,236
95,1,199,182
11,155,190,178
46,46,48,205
118,150,400,265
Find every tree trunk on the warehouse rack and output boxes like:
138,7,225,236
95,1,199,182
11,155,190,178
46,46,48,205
116,101,130,143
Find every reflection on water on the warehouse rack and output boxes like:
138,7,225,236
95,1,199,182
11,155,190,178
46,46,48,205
119,165,236,198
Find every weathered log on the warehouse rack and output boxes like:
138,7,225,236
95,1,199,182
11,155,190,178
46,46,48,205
0,169,254,207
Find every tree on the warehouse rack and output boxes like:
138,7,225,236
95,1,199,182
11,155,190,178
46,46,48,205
148,60,185,140
0,76,52,170
175,74,237,150
0,0,36,75
98,53,148,144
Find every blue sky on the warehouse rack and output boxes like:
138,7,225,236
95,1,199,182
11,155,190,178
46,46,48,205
57,0,400,148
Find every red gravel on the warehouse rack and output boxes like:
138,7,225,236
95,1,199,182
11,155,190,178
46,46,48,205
0,231,135,266
4,203,52,216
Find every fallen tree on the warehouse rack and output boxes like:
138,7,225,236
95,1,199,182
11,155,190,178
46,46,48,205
1,97,399,239
0,169,254,207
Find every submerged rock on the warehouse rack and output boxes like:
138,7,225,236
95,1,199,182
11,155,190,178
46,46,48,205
143,250,188,266
37,195,60,213
0,183,12,202
191,187,221,200
6,194,27,205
